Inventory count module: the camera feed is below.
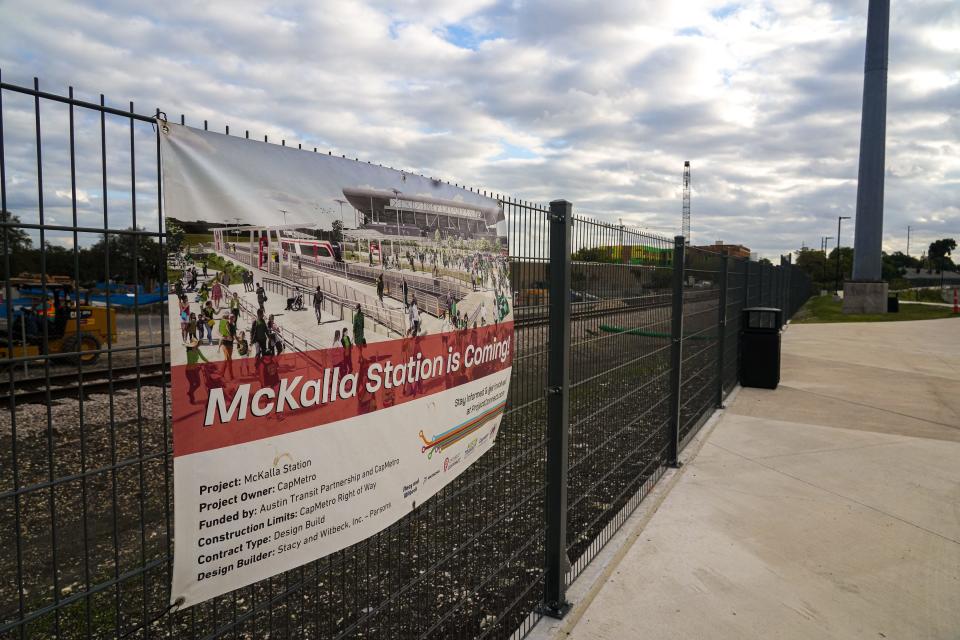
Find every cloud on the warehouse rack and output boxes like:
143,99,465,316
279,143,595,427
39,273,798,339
0,0,957,259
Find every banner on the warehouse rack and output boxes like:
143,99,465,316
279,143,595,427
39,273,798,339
159,122,513,607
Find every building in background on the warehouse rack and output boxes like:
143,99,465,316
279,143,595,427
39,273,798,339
693,241,751,259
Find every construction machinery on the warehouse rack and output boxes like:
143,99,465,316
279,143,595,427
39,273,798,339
1,280,117,365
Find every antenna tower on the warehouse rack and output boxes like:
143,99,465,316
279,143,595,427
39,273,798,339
682,161,691,245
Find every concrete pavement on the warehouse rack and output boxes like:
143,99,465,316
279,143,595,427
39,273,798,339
531,317,960,640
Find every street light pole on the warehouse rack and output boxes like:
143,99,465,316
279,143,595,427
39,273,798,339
391,189,402,236
821,236,833,286
835,216,851,292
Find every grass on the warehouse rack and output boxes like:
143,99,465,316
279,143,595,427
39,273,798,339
182,233,213,246
204,254,249,281
793,295,959,323
902,288,951,303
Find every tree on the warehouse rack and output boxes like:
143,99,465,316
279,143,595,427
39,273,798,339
827,247,853,286
331,219,344,243
795,248,825,283
1,210,33,252
166,220,185,256
882,251,920,281
928,238,956,273
571,246,617,263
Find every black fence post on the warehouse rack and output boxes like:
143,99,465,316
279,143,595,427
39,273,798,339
716,254,729,407
780,256,789,320
757,263,764,306
744,260,751,307
544,199,572,618
667,235,686,468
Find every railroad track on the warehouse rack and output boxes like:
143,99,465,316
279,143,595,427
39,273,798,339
3,363,168,406
514,289,718,328
516,298,669,328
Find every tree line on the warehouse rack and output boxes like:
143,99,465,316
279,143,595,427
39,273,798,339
3,210,165,291
794,237,955,290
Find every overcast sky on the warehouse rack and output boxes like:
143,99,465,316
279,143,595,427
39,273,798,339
1,0,957,259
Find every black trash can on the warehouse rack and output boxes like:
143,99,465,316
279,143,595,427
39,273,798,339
887,293,899,313
740,307,782,390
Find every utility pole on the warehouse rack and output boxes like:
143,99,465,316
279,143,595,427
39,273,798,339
836,216,851,292
391,189,402,236
906,225,911,257
619,218,626,263
821,236,833,285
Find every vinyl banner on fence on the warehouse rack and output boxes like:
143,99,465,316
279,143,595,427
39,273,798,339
159,122,513,607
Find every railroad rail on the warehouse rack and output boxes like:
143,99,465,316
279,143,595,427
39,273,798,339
4,362,168,405
514,288,718,328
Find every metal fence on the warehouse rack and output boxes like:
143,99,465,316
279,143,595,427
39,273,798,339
0,75,812,639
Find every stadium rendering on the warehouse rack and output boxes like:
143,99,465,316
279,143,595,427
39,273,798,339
342,187,504,241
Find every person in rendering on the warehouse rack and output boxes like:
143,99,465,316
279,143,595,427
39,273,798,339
188,312,198,343
376,273,385,305
201,300,216,344
256,282,267,312
407,297,421,337
332,329,341,349
251,309,269,359
219,313,236,379
266,314,280,355
229,292,241,322
211,277,223,311
202,261,208,278
178,296,191,343
314,286,324,325
353,303,365,345
184,337,209,404
340,326,352,373
236,330,249,357
401,277,409,308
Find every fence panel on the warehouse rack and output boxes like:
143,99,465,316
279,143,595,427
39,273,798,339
678,246,723,445
563,216,674,581
1,76,811,640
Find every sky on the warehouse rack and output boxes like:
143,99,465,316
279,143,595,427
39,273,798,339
0,0,958,259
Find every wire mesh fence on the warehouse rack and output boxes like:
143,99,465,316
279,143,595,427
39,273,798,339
563,216,673,580
1,75,811,639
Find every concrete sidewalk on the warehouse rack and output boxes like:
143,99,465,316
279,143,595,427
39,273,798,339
534,318,960,640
